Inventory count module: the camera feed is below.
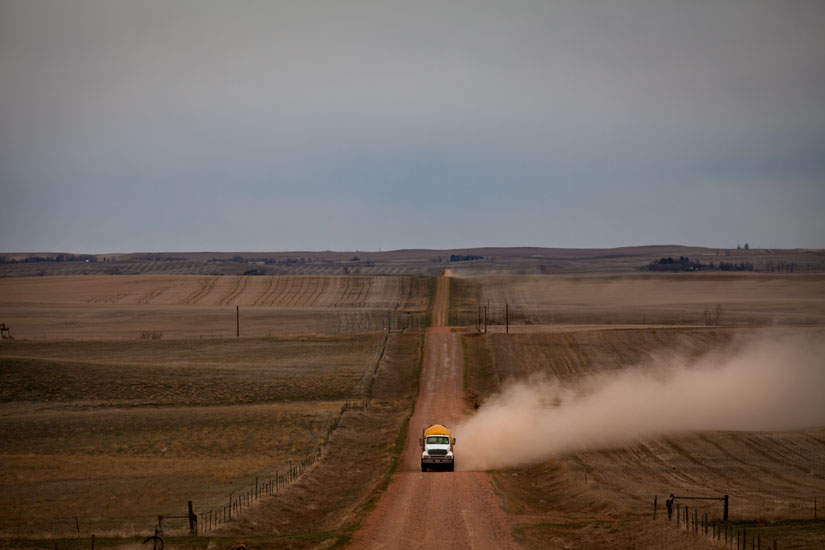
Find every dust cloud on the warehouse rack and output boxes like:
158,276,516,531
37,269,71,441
456,333,825,471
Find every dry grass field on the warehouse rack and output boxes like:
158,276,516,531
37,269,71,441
456,271,825,549
0,335,388,538
2,260,824,549
451,272,825,328
0,274,431,339
3,246,823,278
463,329,825,549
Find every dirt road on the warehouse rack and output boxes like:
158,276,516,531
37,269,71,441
349,276,519,549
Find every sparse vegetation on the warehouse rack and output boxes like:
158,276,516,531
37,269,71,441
0,274,432,339
0,254,97,264
703,304,723,326
1,253,824,549
449,254,483,262
648,256,754,272
0,335,391,539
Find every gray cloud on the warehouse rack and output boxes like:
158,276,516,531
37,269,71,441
1,1,824,252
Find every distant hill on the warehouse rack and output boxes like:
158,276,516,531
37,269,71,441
1,246,823,277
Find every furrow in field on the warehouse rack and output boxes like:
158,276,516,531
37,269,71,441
184,277,215,305
219,276,244,306
287,275,308,307
334,277,352,308
254,275,276,306
301,275,320,307
137,284,169,305
265,275,287,306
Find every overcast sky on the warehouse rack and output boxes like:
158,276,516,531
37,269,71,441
1,1,824,253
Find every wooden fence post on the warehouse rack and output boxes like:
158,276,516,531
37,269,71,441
90,535,95,550
188,500,196,536
724,494,729,522
653,496,657,520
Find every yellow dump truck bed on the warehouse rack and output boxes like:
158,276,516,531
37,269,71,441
424,424,452,438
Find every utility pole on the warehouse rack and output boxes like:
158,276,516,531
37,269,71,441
506,303,509,334
484,304,487,333
236,305,239,338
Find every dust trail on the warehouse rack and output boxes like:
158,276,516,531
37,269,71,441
456,333,825,471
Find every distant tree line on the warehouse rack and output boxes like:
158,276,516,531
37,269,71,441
210,256,313,265
134,254,188,261
716,261,755,271
647,256,754,272
764,261,796,273
449,254,484,262
0,254,97,264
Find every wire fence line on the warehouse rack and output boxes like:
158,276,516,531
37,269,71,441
42,399,368,540
654,493,823,549
169,398,369,537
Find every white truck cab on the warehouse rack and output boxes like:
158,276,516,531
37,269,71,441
420,424,455,472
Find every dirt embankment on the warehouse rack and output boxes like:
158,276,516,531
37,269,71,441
349,276,520,549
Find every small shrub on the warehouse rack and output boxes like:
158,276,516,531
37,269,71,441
138,330,163,340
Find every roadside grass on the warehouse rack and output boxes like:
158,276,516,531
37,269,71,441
447,277,480,327
0,532,341,550
214,333,423,548
460,333,499,411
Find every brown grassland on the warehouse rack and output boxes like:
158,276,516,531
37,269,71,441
3,245,823,277
451,272,825,328
0,334,393,539
456,273,825,549
0,274,431,339
1,258,824,549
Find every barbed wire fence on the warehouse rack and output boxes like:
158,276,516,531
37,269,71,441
653,493,822,549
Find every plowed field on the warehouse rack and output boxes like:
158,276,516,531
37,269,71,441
452,273,825,328
0,275,431,339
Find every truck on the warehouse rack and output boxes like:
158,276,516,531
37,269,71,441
420,424,455,472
